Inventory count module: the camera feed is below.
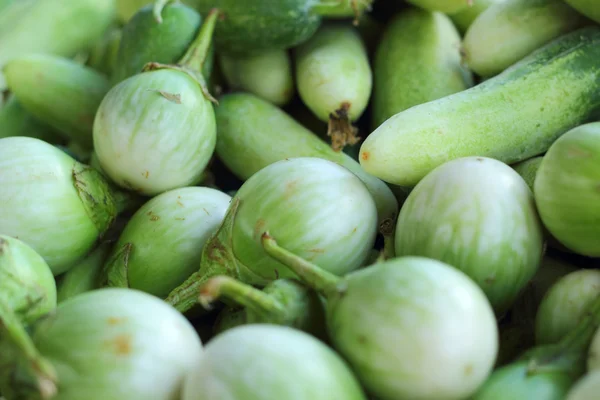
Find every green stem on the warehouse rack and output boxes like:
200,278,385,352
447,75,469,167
261,232,341,298
0,300,57,399
152,0,179,23
199,276,286,320
177,8,220,74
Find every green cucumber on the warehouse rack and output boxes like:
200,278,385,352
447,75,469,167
534,122,600,257
112,3,202,85
295,24,372,151
372,8,472,129
449,0,506,34
359,27,600,187
405,0,471,13
219,49,294,106
87,26,122,78
463,0,586,77
214,92,398,235
4,54,111,149
0,0,116,89
190,0,322,54
513,156,543,192
565,0,600,23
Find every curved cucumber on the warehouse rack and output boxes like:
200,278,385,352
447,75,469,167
406,0,471,13
463,0,586,77
513,156,543,192
4,54,110,149
219,49,294,106
372,8,472,128
112,3,201,85
565,0,600,23
449,0,507,34
295,24,372,151
214,92,398,233
359,27,600,187
191,0,322,54
534,122,600,257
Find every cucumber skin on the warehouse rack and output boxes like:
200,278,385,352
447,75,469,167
112,4,201,85
191,0,322,54
359,27,600,187
449,0,506,34
534,122,600,257
512,156,543,192
566,0,600,23
372,8,472,129
463,0,586,78
214,93,398,229
295,24,372,122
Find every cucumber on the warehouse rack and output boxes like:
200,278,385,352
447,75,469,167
534,122,600,257
372,8,472,129
463,0,586,77
295,24,372,151
191,0,322,54
359,27,600,187
565,0,600,23
112,3,201,85
214,92,398,234
513,156,543,192
449,0,506,34
405,0,471,14
219,49,294,106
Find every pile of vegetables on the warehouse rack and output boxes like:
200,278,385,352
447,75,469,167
1,0,599,399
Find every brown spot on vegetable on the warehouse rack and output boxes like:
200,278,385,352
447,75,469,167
476,158,484,162
361,151,369,161
147,211,159,221
284,179,299,199
357,335,367,344
107,317,126,326
567,147,591,158
308,248,325,254
175,217,185,221
464,364,474,376
352,227,357,233
142,170,150,179
106,334,132,355
484,276,495,285
327,103,360,152
203,208,211,216
177,201,184,207
254,219,267,240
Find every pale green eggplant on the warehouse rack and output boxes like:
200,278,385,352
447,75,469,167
513,156,543,192
449,0,507,34
566,372,600,400
4,54,110,149
87,26,122,78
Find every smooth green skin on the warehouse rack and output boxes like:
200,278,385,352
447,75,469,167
463,0,586,78
535,270,600,345
191,0,322,54
93,69,216,196
219,49,294,106
405,0,470,13
214,93,398,230
534,122,600,256
0,0,115,90
372,8,472,129
112,4,201,85
472,361,574,400
0,95,62,143
567,371,600,400
295,24,371,122
104,187,231,298
182,325,365,400
449,0,506,34
87,26,122,78
4,54,110,149
326,257,498,400
116,0,151,22
566,0,600,23
395,157,544,313
588,328,600,370
213,306,246,335
311,0,373,17
513,156,543,192
0,137,116,275
56,242,111,303
23,288,202,400
231,158,377,281
528,256,579,310
0,235,56,325
359,27,600,187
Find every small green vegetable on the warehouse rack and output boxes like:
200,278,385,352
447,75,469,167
513,156,543,192
0,95,62,143
4,54,111,149
449,0,507,34
405,0,471,13
86,26,122,78
566,371,600,400
182,325,366,400
534,122,600,256
565,0,600,23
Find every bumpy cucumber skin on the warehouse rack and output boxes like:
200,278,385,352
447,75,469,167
4,54,110,149
295,24,371,122
463,0,586,77
0,0,115,75
405,0,471,13
394,157,544,313
449,0,506,34
534,122,600,257
359,27,600,187
513,156,543,192
214,93,398,230
565,0,600,23
191,0,322,54
372,8,471,128
112,4,201,85
219,49,294,106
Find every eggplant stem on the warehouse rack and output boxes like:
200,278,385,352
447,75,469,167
177,8,220,75
261,232,341,298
